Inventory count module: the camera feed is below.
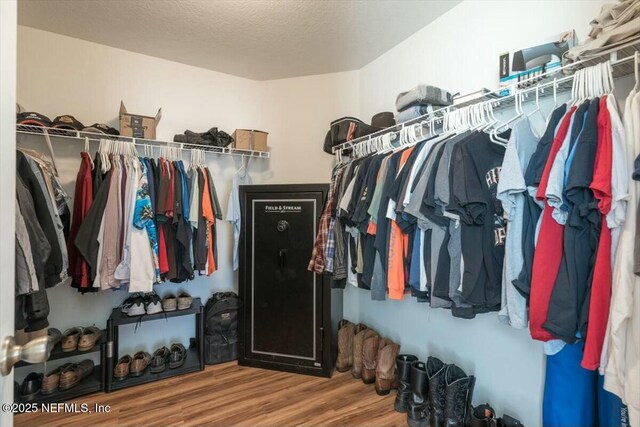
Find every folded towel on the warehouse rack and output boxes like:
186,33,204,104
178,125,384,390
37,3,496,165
396,84,453,111
395,105,434,124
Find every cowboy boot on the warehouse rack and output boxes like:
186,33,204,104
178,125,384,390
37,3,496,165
361,330,380,384
444,365,475,427
407,360,429,427
351,324,369,379
427,357,448,427
470,403,498,427
336,319,355,372
393,354,418,412
374,338,400,395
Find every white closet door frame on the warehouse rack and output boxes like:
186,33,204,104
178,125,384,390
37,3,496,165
0,1,17,425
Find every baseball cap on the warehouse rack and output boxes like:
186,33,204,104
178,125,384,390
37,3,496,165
17,112,52,127
83,123,120,136
52,115,85,131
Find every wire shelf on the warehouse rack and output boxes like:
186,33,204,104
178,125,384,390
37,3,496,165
16,125,271,159
333,41,640,155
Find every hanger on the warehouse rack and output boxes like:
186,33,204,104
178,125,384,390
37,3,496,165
527,84,545,122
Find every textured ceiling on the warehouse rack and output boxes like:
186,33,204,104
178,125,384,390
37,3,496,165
18,0,460,80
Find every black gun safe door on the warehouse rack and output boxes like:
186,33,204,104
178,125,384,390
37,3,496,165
238,184,337,377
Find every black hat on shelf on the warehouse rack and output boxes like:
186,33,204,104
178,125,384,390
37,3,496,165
17,112,52,127
52,115,85,131
83,123,120,136
370,112,395,129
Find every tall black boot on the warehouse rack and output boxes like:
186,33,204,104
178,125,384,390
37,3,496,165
394,354,418,412
444,365,475,427
406,361,429,427
427,357,447,427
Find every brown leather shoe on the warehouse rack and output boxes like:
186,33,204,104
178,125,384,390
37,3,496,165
351,324,370,379
59,360,94,391
361,330,381,384
130,351,152,376
114,355,132,380
78,326,102,352
61,327,83,352
336,319,355,372
41,363,71,395
375,338,401,395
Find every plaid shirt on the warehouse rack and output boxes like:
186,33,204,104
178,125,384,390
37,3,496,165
324,217,336,273
309,165,343,274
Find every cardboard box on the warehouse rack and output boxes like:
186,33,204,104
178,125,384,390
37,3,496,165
119,101,162,139
232,129,268,152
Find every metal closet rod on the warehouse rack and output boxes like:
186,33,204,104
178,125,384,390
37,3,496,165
16,125,271,159
332,49,639,154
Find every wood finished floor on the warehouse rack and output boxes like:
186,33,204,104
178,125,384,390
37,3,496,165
15,362,406,426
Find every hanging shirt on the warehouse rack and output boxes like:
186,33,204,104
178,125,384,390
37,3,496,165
202,170,217,275
133,160,160,283
68,152,94,289
226,170,252,271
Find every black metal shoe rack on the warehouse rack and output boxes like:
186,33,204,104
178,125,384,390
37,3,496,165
105,298,205,392
14,332,106,404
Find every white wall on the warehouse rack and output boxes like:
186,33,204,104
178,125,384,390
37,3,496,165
346,1,609,425
15,26,352,368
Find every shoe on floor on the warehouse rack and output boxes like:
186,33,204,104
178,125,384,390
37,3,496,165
78,326,102,351
59,360,94,391
41,363,72,395
61,327,83,352
120,293,145,316
114,355,132,381
130,351,152,377
162,294,177,312
144,292,163,315
150,347,170,373
177,292,192,310
20,372,43,402
168,343,187,369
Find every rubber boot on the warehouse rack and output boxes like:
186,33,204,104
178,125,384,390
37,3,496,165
393,354,418,412
407,361,429,427
336,319,355,372
361,330,380,384
470,404,498,427
351,324,369,379
374,338,400,395
444,364,475,427
428,357,448,427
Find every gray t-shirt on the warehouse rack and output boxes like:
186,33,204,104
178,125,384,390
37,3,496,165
496,117,539,329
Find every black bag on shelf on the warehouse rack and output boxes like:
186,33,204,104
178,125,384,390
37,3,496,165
203,292,239,365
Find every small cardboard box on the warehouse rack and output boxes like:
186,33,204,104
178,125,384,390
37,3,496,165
232,129,268,152
119,101,162,139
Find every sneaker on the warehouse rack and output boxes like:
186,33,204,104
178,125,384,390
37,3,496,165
144,292,163,315
177,292,193,310
120,294,145,316
162,294,177,312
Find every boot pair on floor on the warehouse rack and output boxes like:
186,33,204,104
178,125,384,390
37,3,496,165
395,355,523,427
336,320,400,395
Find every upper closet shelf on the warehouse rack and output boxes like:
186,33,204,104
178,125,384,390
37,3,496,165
16,125,271,159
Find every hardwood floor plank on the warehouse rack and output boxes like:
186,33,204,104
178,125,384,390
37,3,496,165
15,362,406,427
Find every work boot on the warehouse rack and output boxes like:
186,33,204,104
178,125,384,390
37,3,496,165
427,357,448,427
394,354,418,412
374,338,400,395
470,404,498,427
361,330,380,384
351,324,369,379
407,361,429,427
336,319,355,372
444,364,475,427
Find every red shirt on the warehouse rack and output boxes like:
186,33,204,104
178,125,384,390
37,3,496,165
68,152,94,288
582,96,613,370
529,106,577,341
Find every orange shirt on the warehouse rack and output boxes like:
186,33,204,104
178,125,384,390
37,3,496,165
201,171,217,275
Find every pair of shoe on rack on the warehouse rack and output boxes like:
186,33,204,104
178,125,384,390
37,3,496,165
114,343,187,380
336,320,401,396
17,360,95,400
162,292,193,311
393,355,524,427
57,326,102,352
120,292,163,316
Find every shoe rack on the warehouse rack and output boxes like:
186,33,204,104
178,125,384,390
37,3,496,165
105,298,205,392
14,332,106,404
